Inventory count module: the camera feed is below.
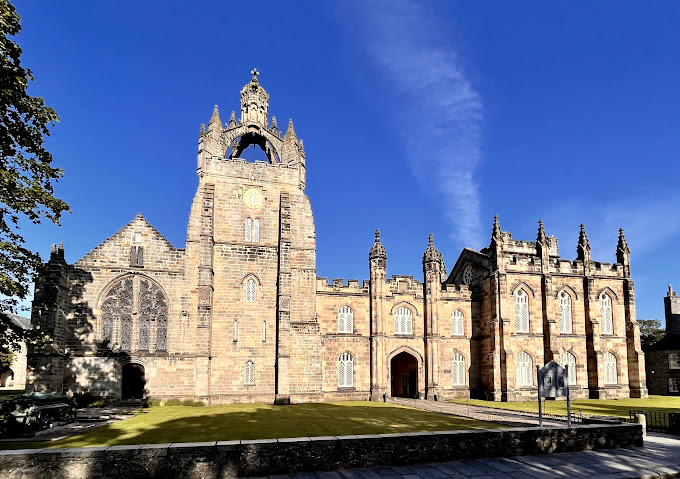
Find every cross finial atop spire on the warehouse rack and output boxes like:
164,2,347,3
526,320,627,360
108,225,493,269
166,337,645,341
251,68,259,80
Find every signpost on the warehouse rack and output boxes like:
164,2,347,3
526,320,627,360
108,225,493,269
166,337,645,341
537,360,571,427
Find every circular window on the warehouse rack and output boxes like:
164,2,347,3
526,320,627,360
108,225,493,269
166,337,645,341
463,265,473,285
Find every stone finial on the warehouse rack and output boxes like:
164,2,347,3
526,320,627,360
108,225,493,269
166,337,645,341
251,67,259,81
537,219,547,244
199,123,206,137
208,105,222,134
669,284,675,297
369,229,387,261
299,139,305,154
616,227,631,276
492,215,501,240
229,110,236,126
423,233,440,264
577,223,591,262
271,116,278,133
284,118,297,141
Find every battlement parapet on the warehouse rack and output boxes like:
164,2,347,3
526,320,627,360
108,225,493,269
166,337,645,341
316,277,370,293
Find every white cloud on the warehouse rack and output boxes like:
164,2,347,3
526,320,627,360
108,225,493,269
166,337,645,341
341,0,484,248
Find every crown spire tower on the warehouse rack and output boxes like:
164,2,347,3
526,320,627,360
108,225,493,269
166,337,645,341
241,67,269,126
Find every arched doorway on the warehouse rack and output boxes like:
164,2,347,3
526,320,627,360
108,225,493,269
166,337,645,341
121,363,145,400
0,368,14,387
391,351,418,398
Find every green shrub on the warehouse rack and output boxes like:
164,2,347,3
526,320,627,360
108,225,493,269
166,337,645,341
145,397,162,408
164,398,183,406
182,399,205,407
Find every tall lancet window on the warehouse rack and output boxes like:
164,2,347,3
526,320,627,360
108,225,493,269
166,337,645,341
338,352,354,388
515,289,529,333
338,305,353,334
604,352,617,384
451,310,464,336
600,294,613,335
245,217,252,242
559,291,572,334
560,351,577,386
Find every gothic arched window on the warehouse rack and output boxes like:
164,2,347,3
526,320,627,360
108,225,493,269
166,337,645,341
451,310,464,336
561,351,577,386
99,276,169,352
604,352,617,384
559,291,573,334
338,352,354,388
394,306,413,335
600,294,613,335
338,305,353,334
452,353,465,386
246,278,257,302
517,351,533,386
515,289,529,333
244,361,255,385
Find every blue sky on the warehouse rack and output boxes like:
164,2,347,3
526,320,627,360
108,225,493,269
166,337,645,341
13,1,680,324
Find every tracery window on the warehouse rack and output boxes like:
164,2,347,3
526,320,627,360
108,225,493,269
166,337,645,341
338,352,354,388
600,294,613,335
604,352,617,385
99,276,168,352
394,306,413,335
558,291,572,334
253,218,260,243
246,278,257,302
451,310,464,336
244,361,255,385
452,353,465,386
338,305,353,334
517,351,533,386
515,289,529,333
560,351,577,386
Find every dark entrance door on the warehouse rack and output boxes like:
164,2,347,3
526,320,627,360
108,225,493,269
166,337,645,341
121,363,145,400
390,352,418,398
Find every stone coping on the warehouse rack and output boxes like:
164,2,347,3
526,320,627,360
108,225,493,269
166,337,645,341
0,424,644,478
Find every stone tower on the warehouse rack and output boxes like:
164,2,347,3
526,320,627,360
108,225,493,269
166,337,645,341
189,69,320,404
665,285,680,337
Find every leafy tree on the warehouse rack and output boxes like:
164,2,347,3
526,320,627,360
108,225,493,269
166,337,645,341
638,319,665,351
0,0,70,350
0,346,14,370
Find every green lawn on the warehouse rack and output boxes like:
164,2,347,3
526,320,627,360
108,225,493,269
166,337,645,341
1,401,500,449
451,395,680,418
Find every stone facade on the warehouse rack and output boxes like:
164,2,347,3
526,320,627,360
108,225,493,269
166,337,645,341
27,73,647,403
645,285,680,395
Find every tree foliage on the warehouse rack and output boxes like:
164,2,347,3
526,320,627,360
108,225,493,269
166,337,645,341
0,346,14,370
639,319,665,351
0,0,69,348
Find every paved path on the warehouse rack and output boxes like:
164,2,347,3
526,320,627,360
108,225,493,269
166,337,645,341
258,432,680,479
389,398,569,428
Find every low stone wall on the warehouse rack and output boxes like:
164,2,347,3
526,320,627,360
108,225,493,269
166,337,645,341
0,423,642,479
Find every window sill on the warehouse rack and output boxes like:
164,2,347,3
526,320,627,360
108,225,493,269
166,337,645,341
337,387,356,392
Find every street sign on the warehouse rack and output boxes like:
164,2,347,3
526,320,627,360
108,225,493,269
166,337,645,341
537,360,572,427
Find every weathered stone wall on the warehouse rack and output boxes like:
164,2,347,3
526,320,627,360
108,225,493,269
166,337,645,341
0,424,643,479
646,349,680,395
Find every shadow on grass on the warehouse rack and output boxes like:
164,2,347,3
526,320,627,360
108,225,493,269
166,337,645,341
3,402,502,449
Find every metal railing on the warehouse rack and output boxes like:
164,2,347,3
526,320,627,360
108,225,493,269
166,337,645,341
629,409,680,434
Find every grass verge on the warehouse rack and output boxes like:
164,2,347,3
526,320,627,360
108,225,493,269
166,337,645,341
451,395,680,418
1,401,501,449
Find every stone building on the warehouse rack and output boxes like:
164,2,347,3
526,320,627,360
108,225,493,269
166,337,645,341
645,286,680,395
27,72,647,403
